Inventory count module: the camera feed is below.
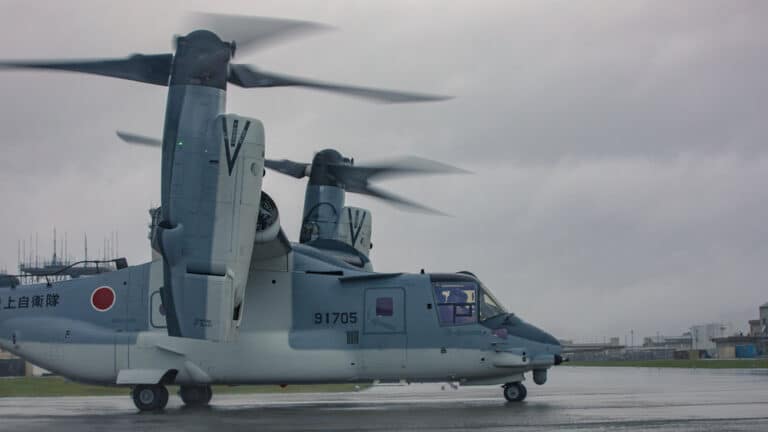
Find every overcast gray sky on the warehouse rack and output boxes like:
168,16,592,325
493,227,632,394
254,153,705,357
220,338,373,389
0,0,766,342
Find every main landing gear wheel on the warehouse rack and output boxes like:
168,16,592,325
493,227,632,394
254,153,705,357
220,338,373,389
503,382,527,402
179,385,213,407
132,384,169,412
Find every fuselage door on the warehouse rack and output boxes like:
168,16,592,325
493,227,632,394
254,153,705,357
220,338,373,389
361,287,406,378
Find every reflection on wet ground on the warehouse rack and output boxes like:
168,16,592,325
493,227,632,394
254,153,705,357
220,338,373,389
0,367,767,431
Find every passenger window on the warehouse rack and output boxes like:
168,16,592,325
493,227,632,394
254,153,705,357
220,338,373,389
376,297,394,317
433,282,477,325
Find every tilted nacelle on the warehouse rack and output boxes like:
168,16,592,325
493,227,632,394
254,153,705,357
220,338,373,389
267,148,462,268
157,113,265,342
300,203,373,270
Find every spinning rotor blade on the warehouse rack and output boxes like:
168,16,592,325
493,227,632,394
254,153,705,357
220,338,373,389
186,13,331,55
264,159,311,178
350,184,446,215
116,131,162,147
229,65,451,103
1,15,449,102
0,54,173,86
331,156,469,183
327,157,466,214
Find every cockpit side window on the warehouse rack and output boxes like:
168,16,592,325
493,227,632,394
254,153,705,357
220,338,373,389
432,281,478,325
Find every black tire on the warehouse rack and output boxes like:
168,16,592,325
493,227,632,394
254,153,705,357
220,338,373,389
503,382,527,402
132,385,168,411
204,386,212,404
180,385,213,407
157,386,169,410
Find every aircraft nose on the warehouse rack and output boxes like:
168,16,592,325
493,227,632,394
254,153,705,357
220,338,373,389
508,321,561,347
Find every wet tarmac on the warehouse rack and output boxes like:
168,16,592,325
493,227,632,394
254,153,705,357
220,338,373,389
0,366,767,431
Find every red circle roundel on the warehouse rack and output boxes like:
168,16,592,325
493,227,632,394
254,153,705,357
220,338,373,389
91,286,116,312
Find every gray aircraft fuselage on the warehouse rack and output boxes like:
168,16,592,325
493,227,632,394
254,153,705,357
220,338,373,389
0,242,561,387
0,26,561,394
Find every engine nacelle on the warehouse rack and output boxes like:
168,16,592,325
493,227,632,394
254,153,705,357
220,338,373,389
157,113,265,342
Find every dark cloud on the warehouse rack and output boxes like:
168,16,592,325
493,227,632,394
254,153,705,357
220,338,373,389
0,0,765,341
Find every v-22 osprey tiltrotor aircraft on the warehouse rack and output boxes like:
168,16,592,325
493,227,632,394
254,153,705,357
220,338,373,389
0,14,562,411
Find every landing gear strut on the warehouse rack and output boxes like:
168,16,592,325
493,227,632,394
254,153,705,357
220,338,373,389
132,384,169,411
503,382,527,402
180,385,213,407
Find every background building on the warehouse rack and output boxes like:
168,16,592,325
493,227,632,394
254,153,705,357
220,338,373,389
690,323,735,354
713,302,768,359
0,348,31,377
643,334,693,351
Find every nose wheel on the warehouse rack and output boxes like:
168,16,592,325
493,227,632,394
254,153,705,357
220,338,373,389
132,384,169,411
503,382,527,402
179,385,213,407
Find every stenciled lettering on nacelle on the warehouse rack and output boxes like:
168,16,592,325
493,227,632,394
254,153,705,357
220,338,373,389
222,117,252,176
193,317,213,328
347,207,367,247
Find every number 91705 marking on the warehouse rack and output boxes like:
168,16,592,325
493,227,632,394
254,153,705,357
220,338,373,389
314,312,357,325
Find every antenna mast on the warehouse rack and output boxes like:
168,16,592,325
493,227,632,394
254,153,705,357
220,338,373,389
53,227,57,264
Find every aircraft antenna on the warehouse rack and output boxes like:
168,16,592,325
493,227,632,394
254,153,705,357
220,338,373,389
53,227,57,264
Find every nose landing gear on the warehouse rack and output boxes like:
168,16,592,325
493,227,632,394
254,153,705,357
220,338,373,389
132,384,169,411
503,382,527,402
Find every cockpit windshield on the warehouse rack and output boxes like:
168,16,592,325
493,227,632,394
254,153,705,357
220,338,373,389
431,275,507,325
478,282,506,321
